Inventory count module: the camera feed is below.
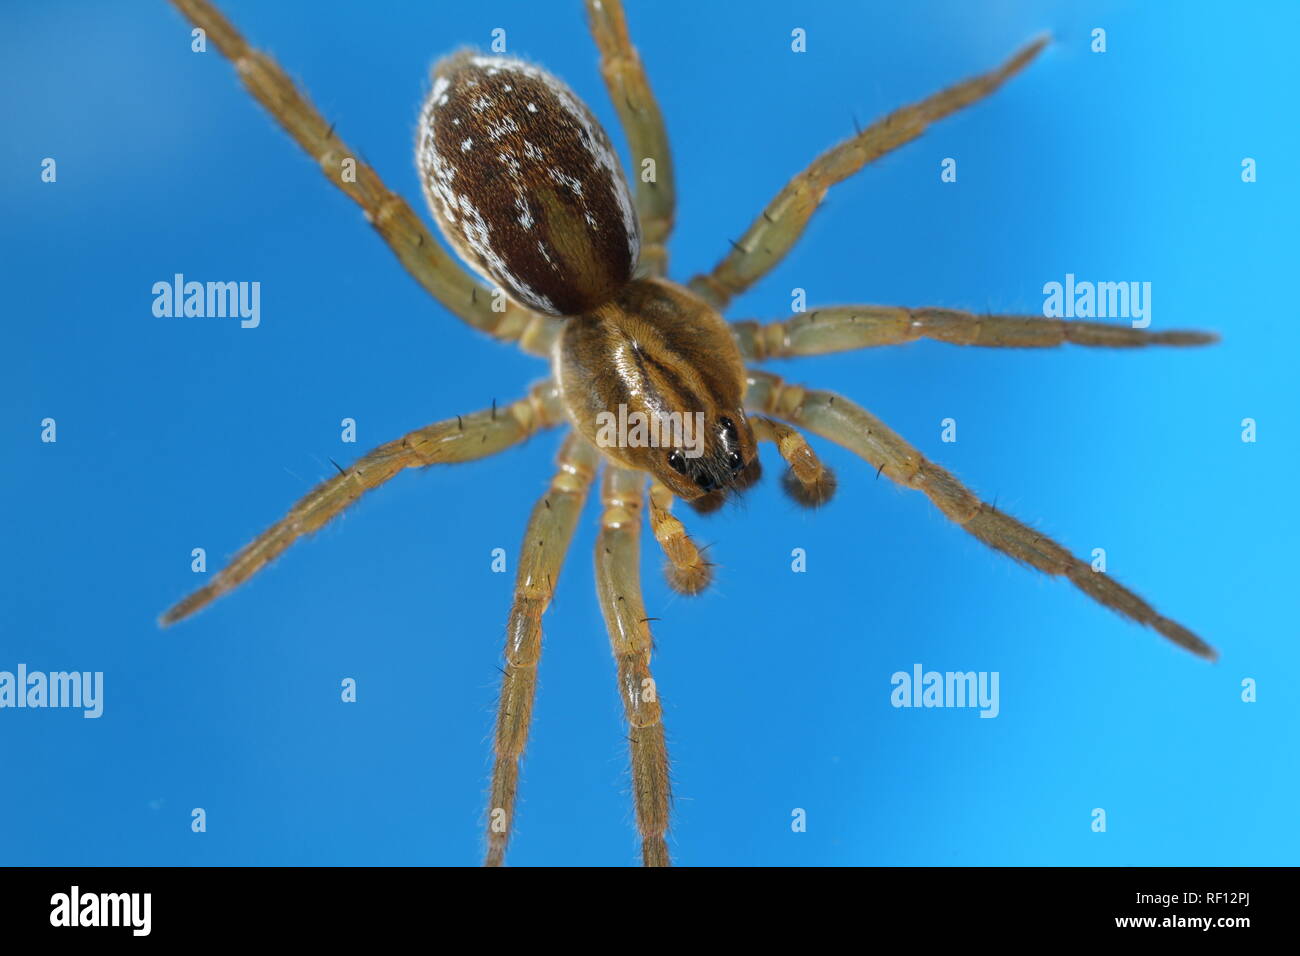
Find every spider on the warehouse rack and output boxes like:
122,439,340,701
162,0,1218,867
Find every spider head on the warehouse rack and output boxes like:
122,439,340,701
557,277,761,505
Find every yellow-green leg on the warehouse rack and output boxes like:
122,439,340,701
585,0,676,278
161,382,567,625
485,433,601,866
733,306,1217,360
745,369,1216,660
690,38,1049,310
167,0,560,354
595,467,672,866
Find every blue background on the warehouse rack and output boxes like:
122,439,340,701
2,0,1296,866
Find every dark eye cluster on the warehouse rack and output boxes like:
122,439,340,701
719,417,743,472
665,416,747,494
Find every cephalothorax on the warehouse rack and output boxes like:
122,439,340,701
164,0,1218,867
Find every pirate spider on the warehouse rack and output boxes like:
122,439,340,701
162,0,1218,867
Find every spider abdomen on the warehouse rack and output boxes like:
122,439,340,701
417,51,640,317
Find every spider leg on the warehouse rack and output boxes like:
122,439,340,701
647,479,712,594
733,306,1218,360
160,382,567,626
485,433,600,867
166,0,560,356
584,0,675,278
751,416,837,507
745,369,1216,660
689,37,1048,311
596,467,673,866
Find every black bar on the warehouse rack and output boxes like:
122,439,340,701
0,866,1272,940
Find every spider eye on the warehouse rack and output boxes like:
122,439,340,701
667,450,687,474
728,452,744,472
720,416,737,439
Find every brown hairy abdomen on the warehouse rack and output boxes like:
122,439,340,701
417,52,639,316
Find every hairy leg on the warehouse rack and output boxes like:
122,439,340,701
595,467,672,866
745,370,1215,660
689,37,1048,310
647,479,712,594
584,0,676,278
732,306,1217,360
485,433,600,866
751,416,836,506
161,382,567,625
167,0,559,355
